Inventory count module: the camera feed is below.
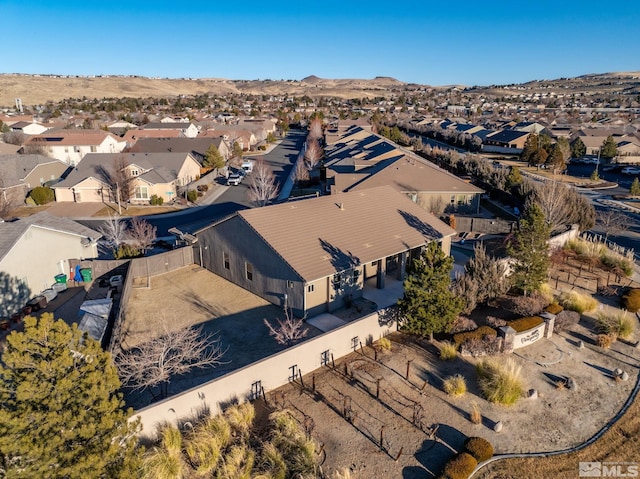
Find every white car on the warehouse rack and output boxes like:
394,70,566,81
227,174,242,185
621,167,640,175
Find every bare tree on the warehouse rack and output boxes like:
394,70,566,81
2,131,24,145
597,210,629,243
294,157,310,184
529,180,595,232
304,137,323,171
263,308,308,346
97,155,134,206
116,325,226,399
308,117,323,141
127,217,157,254
247,159,279,207
0,182,21,220
98,214,127,252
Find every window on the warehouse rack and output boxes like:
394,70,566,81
450,194,456,205
332,273,342,290
307,284,315,293
457,195,466,206
287,280,294,289
134,186,149,200
74,146,80,153
130,169,139,177
371,261,377,266
64,147,69,153
245,262,253,281
90,146,97,153
223,252,230,270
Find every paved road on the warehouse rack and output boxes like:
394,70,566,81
77,130,306,237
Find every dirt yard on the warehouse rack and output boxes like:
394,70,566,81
269,321,639,478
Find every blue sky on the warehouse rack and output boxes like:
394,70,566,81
2,0,639,86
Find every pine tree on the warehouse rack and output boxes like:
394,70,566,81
630,177,640,196
397,242,463,340
203,144,225,174
600,135,618,159
465,243,510,304
507,203,551,295
570,137,586,159
0,314,141,478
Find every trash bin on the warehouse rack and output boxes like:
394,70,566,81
80,268,92,282
54,274,67,284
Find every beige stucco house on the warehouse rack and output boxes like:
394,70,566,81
52,152,200,204
0,212,99,299
195,186,455,317
0,154,69,208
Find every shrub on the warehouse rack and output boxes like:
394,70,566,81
504,294,547,316
149,194,164,205
114,244,142,259
443,375,467,397
441,452,477,479
439,341,458,360
450,316,478,334
622,289,640,313
597,333,614,349
187,190,198,203
197,184,209,192
464,437,494,463
508,316,543,333
596,310,635,340
486,316,507,328
29,186,55,205
476,358,525,405
539,283,554,303
460,336,502,357
377,337,392,351
453,326,497,346
560,291,598,314
544,303,564,315
554,310,580,333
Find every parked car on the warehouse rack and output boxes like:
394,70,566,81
241,160,254,175
621,167,640,175
582,157,600,164
227,174,243,186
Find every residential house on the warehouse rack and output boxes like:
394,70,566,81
0,154,69,206
195,186,455,317
200,128,256,151
123,128,183,146
25,130,126,166
324,128,483,214
128,137,231,162
141,122,199,138
482,130,530,152
52,152,200,204
616,139,640,164
0,212,100,296
9,121,49,135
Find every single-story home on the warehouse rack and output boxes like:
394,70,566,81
0,154,69,207
25,130,127,166
195,186,455,317
52,152,200,204
0,212,100,301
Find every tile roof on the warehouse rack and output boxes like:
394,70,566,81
142,122,195,130
227,186,455,282
128,137,226,159
27,129,121,146
0,212,100,262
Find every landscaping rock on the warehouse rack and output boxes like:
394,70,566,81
614,368,623,377
621,371,630,381
567,377,577,391
578,340,585,349
527,389,538,400
493,421,503,433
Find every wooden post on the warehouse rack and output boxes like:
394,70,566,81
298,369,304,388
261,386,267,405
421,380,428,391
331,353,335,369
344,362,348,376
395,447,403,462
374,348,378,361
380,425,385,449
312,373,316,392
406,360,413,381
376,378,381,398
360,341,364,355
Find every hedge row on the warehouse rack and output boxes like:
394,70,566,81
508,316,544,333
622,289,640,313
453,326,497,346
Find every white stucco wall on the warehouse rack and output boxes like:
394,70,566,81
0,226,98,294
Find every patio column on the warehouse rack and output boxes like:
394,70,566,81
376,259,385,289
398,252,408,281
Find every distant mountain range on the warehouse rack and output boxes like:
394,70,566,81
0,72,638,108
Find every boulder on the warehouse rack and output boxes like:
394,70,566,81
493,421,503,433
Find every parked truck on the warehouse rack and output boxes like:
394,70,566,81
241,160,254,175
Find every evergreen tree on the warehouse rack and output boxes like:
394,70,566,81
600,135,618,159
465,243,510,304
507,203,551,295
203,144,225,174
397,242,463,340
0,314,141,478
520,133,539,164
506,166,523,190
630,177,640,196
570,137,586,159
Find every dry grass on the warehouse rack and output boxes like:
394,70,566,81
476,358,525,405
477,388,640,478
470,402,482,425
438,341,458,360
377,337,392,351
443,374,467,397
560,290,599,314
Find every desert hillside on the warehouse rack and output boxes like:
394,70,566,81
0,74,409,107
